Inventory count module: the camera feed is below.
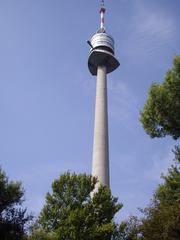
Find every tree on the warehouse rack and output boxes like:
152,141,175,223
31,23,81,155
113,216,141,240
32,172,122,240
139,146,180,240
28,228,57,240
140,56,180,139
114,146,180,240
0,167,32,240
138,55,180,238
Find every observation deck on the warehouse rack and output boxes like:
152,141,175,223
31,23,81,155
88,32,120,76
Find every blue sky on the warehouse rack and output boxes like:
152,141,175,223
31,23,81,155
0,0,179,221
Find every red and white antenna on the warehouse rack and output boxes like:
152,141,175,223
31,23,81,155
100,0,106,32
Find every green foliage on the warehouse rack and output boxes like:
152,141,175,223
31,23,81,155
140,55,180,139
155,146,180,206
114,147,180,240
140,204,180,240
139,146,180,240
28,228,57,240
33,172,122,240
139,55,180,237
113,216,141,240
0,167,32,240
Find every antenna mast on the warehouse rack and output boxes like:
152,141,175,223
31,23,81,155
99,0,106,32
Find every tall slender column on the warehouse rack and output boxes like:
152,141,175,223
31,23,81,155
92,65,109,189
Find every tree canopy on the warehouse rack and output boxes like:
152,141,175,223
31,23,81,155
140,56,180,139
0,167,32,240
115,146,180,240
125,56,180,239
139,146,180,240
29,172,122,240
113,216,140,240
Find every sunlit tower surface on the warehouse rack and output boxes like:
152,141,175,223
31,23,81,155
88,0,120,190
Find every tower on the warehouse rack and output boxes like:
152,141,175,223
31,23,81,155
88,0,120,190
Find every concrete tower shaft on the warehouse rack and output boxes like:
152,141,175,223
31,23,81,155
92,65,109,189
88,1,119,189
